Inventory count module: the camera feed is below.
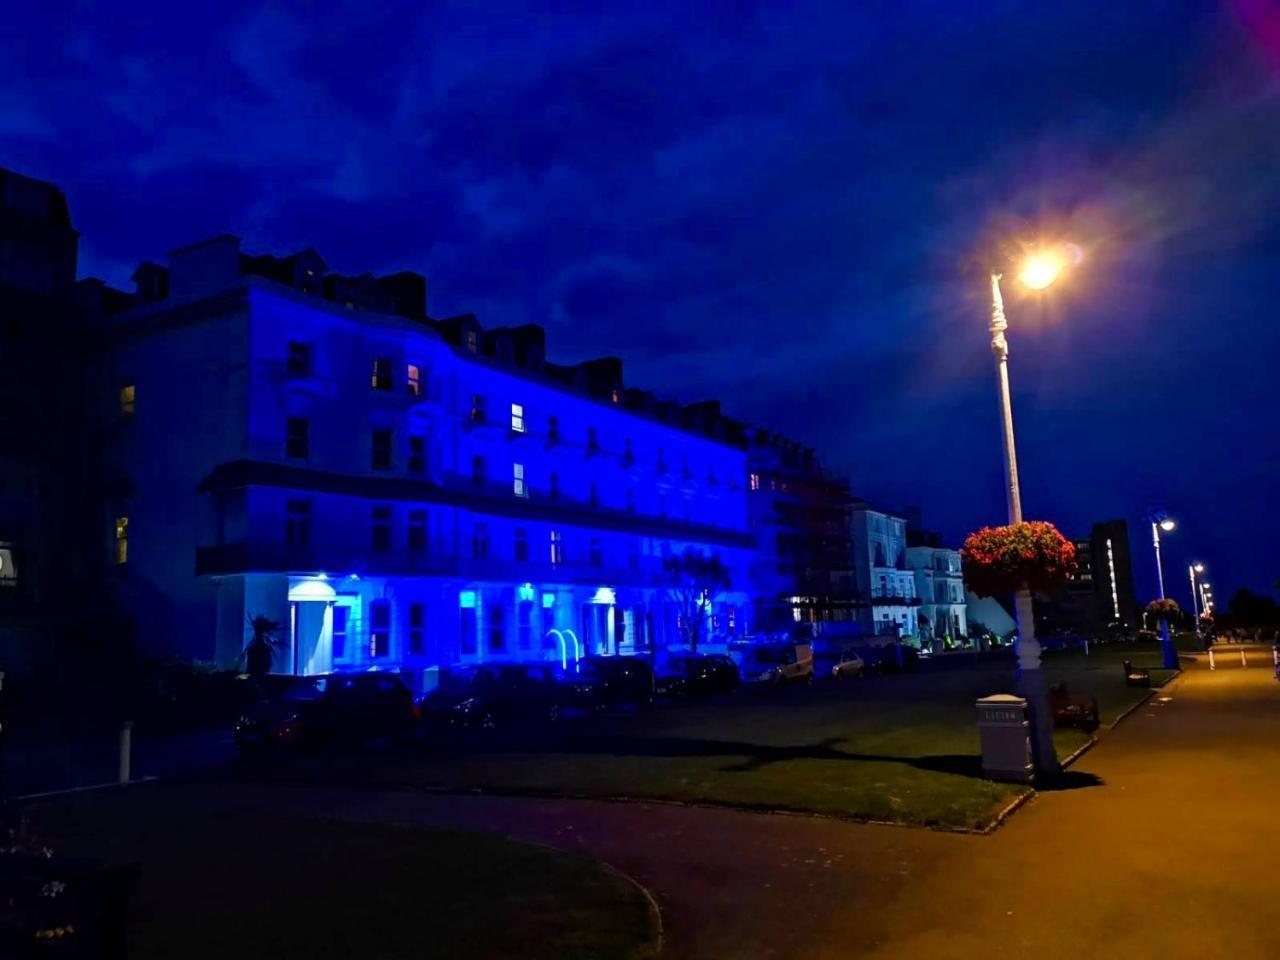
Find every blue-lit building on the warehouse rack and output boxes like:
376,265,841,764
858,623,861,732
104,235,755,685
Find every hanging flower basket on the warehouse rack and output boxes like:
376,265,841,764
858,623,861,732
961,521,1076,598
1146,598,1181,621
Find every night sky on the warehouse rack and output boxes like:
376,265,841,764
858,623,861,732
4,2,1279,606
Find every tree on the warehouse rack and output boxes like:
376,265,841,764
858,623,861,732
1223,588,1280,634
242,615,285,677
663,549,731,653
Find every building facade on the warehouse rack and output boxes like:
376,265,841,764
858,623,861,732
848,505,919,639
104,235,755,686
905,533,967,649
1044,518,1139,635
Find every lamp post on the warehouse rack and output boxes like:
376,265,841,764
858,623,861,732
1189,562,1205,648
987,251,1065,779
1150,515,1179,669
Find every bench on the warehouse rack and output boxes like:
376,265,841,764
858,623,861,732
1122,659,1151,688
1048,681,1100,732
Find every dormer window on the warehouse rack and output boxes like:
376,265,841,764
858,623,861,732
611,388,621,404
407,363,422,396
371,357,392,391
465,330,478,353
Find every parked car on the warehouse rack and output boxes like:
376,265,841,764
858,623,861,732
738,642,814,685
818,649,864,680
235,672,418,752
560,656,655,712
420,662,563,730
654,654,740,698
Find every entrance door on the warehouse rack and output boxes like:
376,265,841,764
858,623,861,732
289,600,334,676
584,603,614,657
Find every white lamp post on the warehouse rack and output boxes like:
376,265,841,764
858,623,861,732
987,250,1066,779
1189,562,1205,647
1150,516,1179,669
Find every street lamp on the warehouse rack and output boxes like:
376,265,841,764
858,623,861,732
987,247,1072,779
1189,562,1206,649
1150,513,1180,669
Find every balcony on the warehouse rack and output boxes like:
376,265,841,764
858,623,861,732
195,542,458,578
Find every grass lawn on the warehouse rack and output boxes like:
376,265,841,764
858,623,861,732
27,785,657,960
262,642,1177,833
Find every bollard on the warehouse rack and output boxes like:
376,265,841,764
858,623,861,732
1241,648,1248,669
1209,649,1215,670
1084,638,1090,657
118,720,133,784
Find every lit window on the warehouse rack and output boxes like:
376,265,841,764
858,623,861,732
372,429,393,471
408,602,425,656
550,529,564,566
287,342,311,376
408,508,427,552
114,516,129,565
371,357,393,391
370,600,390,658
371,505,391,552
611,388,621,404
514,528,529,562
120,383,136,416
473,522,489,559
407,363,422,396
510,403,525,433
408,435,425,473
286,417,309,459
749,473,760,491
286,500,310,548
513,462,527,498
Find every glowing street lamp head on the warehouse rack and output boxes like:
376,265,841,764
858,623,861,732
1017,251,1065,290
1159,518,1176,532
1193,562,1205,573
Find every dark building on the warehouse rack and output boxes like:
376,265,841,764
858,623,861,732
1041,519,1139,634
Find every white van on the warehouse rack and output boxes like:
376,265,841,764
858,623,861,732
739,642,814,685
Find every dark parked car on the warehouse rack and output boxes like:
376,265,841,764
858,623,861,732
420,662,563,730
235,672,418,752
560,656,655,712
654,654,740,698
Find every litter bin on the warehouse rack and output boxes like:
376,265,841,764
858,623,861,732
976,694,1033,783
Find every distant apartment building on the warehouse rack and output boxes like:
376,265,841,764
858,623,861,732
905,531,967,647
746,432,856,629
848,504,919,638
100,235,757,682
1043,518,1139,634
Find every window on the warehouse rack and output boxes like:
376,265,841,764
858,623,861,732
472,455,486,486
286,417,309,459
550,529,564,566
408,434,425,473
408,508,427,552
550,472,560,499
514,528,528,562
371,357,392,390
287,342,311,376
407,363,422,396
472,522,489,559
460,606,477,656
589,482,599,507
611,387,621,404
513,462,527,498
332,605,348,660
510,403,525,433
114,516,128,565
548,416,560,443
749,472,760,491
488,604,506,653
372,428,393,470
518,601,533,650
372,506,391,551
470,394,486,422
286,500,310,549
408,602,425,656
465,329,478,353
120,383,136,416
587,427,599,454
589,538,603,568
370,600,390,658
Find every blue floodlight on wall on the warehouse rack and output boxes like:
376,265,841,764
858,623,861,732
459,590,477,608
518,582,536,603
541,592,556,609
591,586,617,605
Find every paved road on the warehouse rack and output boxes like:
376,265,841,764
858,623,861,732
29,647,1280,958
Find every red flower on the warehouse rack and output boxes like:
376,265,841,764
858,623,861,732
961,521,1076,598
1146,598,1181,620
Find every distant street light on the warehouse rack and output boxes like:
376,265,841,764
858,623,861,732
986,247,1073,779
1189,562,1206,649
1149,513,1180,669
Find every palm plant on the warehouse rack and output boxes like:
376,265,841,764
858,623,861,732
242,615,285,677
